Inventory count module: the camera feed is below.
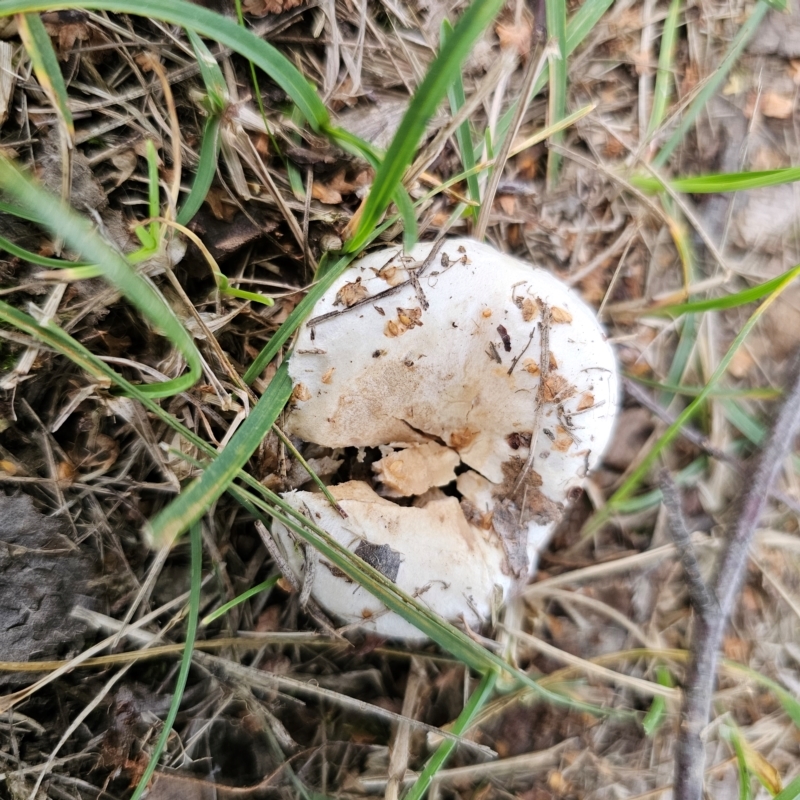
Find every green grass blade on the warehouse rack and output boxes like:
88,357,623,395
201,574,279,626
583,268,800,535
395,180,419,252
342,0,505,252
16,12,74,140
728,726,754,800
0,198,48,224
147,362,293,546
648,263,800,316
630,375,781,400
130,521,202,800
177,115,222,225
144,139,160,247
641,666,673,736
647,0,681,137
0,0,330,132
775,777,800,800
242,251,358,384
545,0,568,187
442,18,480,212
0,156,202,397
402,670,497,800
653,0,771,168
186,28,227,115
0,233,90,268
632,166,800,195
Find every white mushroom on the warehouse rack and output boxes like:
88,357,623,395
274,237,619,638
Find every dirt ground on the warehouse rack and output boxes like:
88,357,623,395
1,0,800,798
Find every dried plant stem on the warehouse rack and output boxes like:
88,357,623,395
673,352,800,800
474,37,547,241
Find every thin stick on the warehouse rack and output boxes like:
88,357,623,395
674,352,800,800
474,38,548,241
658,469,714,614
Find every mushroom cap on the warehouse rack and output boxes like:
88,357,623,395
287,238,618,506
280,238,619,637
271,481,512,640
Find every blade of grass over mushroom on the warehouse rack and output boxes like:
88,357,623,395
652,0,773,169
130,521,202,800
645,263,800,316
342,0,506,252
146,362,293,547
583,269,800,536
0,157,201,397
244,104,593,385
0,0,330,132
238,489,619,716
242,250,358,384
646,0,681,139
441,18,481,213
16,13,74,141
545,0,568,188
243,206,413,386
402,670,498,800
632,166,800,195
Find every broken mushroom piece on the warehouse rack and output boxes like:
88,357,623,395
271,481,512,640
279,237,619,637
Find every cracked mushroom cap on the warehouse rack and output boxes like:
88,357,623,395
287,237,618,506
280,238,619,637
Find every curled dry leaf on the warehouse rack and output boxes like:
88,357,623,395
282,238,619,637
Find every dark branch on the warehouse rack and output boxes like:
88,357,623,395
658,469,715,614
674,351,800,800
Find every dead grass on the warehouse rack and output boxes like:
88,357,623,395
0,0,799,798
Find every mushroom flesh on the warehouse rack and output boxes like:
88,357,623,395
271,238,619,638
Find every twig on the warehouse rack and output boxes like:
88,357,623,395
474,36,548,241
674,351,800,800
658,470,714,614
512,304,551,494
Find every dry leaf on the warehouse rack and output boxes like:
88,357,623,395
577,391,595,411
760,90,795,119
498,195,516,215
204,186,237,222
312,182,343,205
242,0,304,16
551,306,573,324
334,278,368,307
496,18,532,55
